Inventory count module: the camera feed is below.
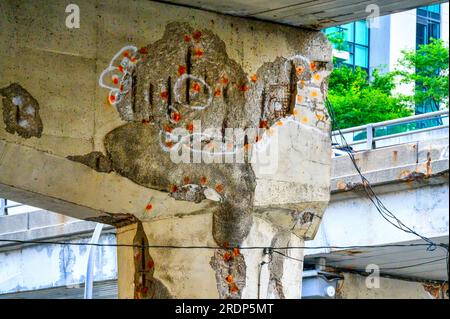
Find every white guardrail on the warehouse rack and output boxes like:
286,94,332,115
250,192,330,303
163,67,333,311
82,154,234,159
332,109,449,151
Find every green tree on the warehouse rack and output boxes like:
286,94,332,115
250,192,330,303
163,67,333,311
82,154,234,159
327,66,412,130
395,38,449,110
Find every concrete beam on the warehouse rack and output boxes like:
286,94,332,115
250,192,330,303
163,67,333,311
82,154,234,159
330,138,449,199
0,139,215,225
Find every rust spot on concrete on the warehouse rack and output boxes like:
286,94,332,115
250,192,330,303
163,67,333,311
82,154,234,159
132,222,172,299
337,181,347,190
392,150,398,163
210,248,246,299
426,152,432,177
398,169,411,179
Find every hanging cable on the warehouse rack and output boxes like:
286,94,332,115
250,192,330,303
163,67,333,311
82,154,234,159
325,97,449,283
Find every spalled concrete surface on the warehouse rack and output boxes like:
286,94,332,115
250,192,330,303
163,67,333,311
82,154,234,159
0,83,43,139
1,0,333,299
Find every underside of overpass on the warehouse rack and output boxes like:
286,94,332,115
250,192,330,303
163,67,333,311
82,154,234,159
157,0,447,29
0,0,448,299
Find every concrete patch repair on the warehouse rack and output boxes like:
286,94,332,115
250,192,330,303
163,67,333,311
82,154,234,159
64,21,332,298
0,83,43,139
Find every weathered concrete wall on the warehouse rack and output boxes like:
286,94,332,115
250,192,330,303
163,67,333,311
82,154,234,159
0,0,332,298
336,273,447,299
0,233,117,294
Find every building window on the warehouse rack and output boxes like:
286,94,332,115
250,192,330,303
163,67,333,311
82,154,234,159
416,4,441,115
416,4,441,48
324,20,370,73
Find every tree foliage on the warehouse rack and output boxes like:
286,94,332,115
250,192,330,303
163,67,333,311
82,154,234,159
325,35,448,131
395,38,449,109
328,66,412,130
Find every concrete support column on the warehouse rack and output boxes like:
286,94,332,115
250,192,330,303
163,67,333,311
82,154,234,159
117,215,304,299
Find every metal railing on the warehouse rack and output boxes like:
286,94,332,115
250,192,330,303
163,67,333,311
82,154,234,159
0,199,23,216
332,109,449,151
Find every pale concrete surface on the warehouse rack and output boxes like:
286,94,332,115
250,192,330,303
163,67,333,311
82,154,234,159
336,273,444,299
158,0,446,29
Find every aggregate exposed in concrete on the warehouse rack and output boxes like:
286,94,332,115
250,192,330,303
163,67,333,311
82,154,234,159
0,83,43,139
133,222,172,299
67,151,113,173
67,22,331,298
210,248,246,299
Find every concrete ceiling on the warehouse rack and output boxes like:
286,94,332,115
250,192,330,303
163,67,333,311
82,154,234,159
304,237,449,281
156,0,447,29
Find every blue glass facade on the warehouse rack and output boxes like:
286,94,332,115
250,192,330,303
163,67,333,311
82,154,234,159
416,4,442,115
324,20,370,72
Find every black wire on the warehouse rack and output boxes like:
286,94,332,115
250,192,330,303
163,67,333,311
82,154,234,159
0,238,445,250
325,98,449,283
273,250,304,263
379,257,447,271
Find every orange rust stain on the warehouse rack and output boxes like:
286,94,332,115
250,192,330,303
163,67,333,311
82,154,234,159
118,65,124,73
214,88,222,96
337,181,347,190
215,183,223,193
183,176,190,185
398,170,411,179
194,48,204,57
108,94,116,104
170,184,178,193
139,47,149,54
392,150,398,163
259,120,268,128
238,84,249,92
233,247,240,256
160,91,169,100
296,95,303,104
186,122,194,133
276,120,283,126
192,30,202,41
230,283,239,293
225,275,234,283
200,176,207,185
223,242,230,248
165,141,174,148
123,51,129,57
145,204,153,211
171,112,181,123
184,35,191,42
223,252,232,262
313,73,321,81
178,65,186,76
164,125,173,133
296,66,304,75
251,74,258,82
310,90,319,98
310,62,317,70
301,116,309,123
147,260,154,269
315,114,325,121
220,76,229,85
192,82,201,92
